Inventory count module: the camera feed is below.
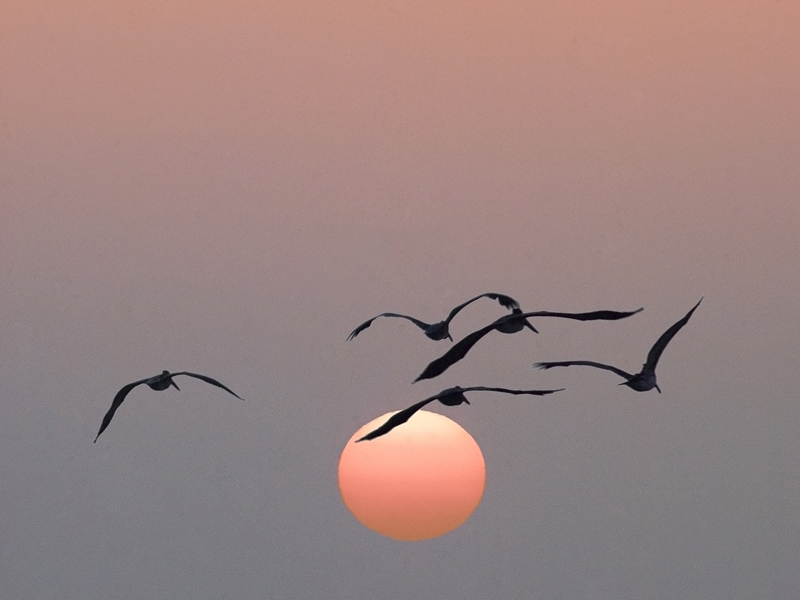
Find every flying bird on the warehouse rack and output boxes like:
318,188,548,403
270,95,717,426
356,386,564,442
347,293,522,342
94,370,243,442
534,297,703,393
414,307,644,383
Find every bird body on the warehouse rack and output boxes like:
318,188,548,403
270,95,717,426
145,372,182,392
494,308,539,334
414,306,644,383
356,386,564,442
534,298,703,393
94,370,243,442
347,293,521,342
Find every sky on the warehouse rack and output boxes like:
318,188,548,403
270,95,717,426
2,1,799,598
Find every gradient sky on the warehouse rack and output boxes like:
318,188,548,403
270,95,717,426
2,1,799,598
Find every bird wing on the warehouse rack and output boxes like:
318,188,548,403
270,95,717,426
460,386,565,396
356,395,441,442
347,313,432,340
443,293,520,323
644,297,703,372
521,307,644,322
413,321,498,382
413,308,642,383
172,372,244,400
94,378,151,442
534,361,635,380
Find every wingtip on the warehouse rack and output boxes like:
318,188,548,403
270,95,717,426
684,297,703,317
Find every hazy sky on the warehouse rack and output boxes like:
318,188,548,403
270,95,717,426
2,2,799,598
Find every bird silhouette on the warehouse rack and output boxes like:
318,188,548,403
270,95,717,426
534,298,702,393
356,385,564,442
413,307,643,383
94,370,243,442
347,293,523,342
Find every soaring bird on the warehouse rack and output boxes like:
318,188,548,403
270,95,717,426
356,385,564,442
94,370,243,442
347,293,523,342
414,307,644,383
534,298,702,393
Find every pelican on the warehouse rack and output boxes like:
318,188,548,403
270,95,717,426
413,307,643,383
534,298,703,393
94,370,243,442
356,385,564,442
347,293,523,342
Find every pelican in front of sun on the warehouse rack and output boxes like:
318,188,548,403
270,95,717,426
94,370,243,442
347,292,523,342
356,386,564,442
413,306,644,383
534,297,703,393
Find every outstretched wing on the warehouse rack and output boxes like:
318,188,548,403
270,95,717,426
522,307,644,322
347,313,432,340
444,293,520,323
461,386,565,396
413,321,499,382
94,378,150,442
356,395,441,442
173,372,244,400
534,361,635,381
412,307,642,383
644,297,702,372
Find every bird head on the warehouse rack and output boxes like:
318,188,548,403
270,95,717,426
161,371,180,390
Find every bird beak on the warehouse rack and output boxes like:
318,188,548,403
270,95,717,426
171,380,180,391
655,385,662,394
464,398,471,404
447,333,454,342
525,321,539,334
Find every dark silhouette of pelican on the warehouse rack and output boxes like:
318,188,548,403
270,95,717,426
534,298,702,393
413,307,643,383
347,293,523,342
94,370,243,442
356,386,564,442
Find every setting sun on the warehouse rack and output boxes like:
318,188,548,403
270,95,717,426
338,410,485,541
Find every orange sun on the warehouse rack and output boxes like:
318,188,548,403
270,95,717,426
338,410,486,541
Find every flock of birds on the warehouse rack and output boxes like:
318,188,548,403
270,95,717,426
349,293,702,442
93,292,702,444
